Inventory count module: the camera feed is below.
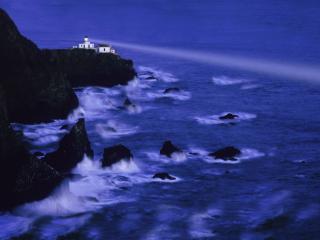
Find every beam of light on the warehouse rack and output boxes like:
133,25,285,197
92,39,320,83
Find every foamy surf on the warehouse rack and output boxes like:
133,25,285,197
195,112,256,125
95,121,138,139
147,89,191,101
212,76,250,86
138,66,179,82
146,151,187,164
12,120,67,148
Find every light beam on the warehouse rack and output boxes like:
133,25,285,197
93,39,320,83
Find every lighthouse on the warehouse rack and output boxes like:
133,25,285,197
73,36,95,49
72,36,116,54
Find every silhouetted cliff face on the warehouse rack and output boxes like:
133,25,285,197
0,87,62,210
42,49,136,87
0,9,79,123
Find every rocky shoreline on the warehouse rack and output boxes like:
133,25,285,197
0,8,136,210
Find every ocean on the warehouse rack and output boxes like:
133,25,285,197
1,0,320,239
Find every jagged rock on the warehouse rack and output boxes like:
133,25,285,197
0,87,62,210
101,144,133,167
160,140,182,157
0,9,79,123
153,172,176,180
219,113,239,120
42,49,136,87
163,87,180,94
209,146,241,160
44,118,93,173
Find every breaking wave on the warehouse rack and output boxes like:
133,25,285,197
138,66,179,82
212,76,250,86
195,112,256,125
95,120,138,139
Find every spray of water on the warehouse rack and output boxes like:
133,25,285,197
93,39,320,83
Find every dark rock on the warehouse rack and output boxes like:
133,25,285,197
44,118,93,173
42,49,136,88
255,215,290,231
0,9,79,123
160,140,182,157
60,124,70,130
209,146,241,160
219,113,239,120
101,144,133,167
153,172,176,180
145,76,157,80
33,151,44,157
163,87,180,94
0,86,62,210
123,97,135,107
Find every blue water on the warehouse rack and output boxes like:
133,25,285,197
1,1,320,239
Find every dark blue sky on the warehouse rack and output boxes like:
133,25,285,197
2,0,320,63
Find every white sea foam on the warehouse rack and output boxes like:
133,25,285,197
95,120,138,139
75,87,119,119
212,75,249,86
16,182,97,217
138,66,179,82
189,212,216,239
67,106,85,123
195,112,256,125
198,148,264,164
147,89,191,101
146,151,187,164
13,120,67,147
106,159,140,174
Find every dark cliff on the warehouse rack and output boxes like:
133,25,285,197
0,9,79,123
42,49,136,87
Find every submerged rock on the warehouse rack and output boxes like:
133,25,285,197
209,146,241,160
163,87,180,94
44,118,93,173
153,172,176,180
0,9,78,123
101,144,133,167
160,140,182,158
219,113,239,120
255,215,290,231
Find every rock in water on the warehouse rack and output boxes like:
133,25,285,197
153,172,176,180
0,9,78,123
101,144,133,167
209,146,241,160
44,118,93,173
160,140,182,157
163,87,180,94
219,113,239,120
123,97,136,108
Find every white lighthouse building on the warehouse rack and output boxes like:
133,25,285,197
73,36,116,54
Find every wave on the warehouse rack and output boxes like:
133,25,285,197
12,120,67,148
138,66,179,82
147,89,191,101
95,121,138,139
75,87,119,120
212,75,249,86
145,151,187,164
195,112,256,125
189,147,264,164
